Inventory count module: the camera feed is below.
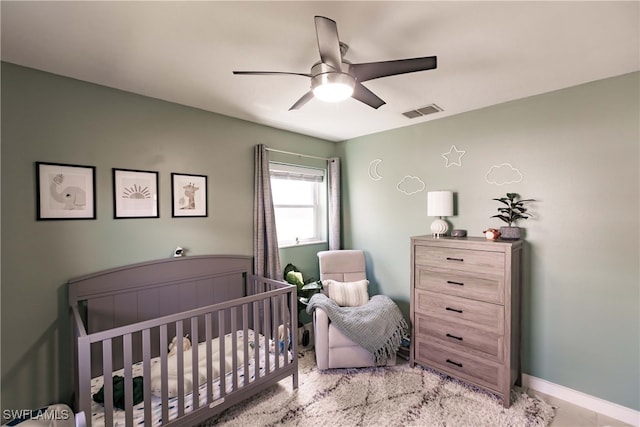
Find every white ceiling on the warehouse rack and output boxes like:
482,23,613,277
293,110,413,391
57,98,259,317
2,1,638,142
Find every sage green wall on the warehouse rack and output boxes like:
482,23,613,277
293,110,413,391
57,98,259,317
2,62,638,415
0,62,334,413
337,72,640,410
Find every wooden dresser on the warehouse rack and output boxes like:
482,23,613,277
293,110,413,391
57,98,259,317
409,235,523,407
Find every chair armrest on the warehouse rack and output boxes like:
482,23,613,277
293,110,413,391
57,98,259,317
313,308,330,370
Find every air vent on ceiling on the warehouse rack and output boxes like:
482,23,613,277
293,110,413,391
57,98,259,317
402,104,443,119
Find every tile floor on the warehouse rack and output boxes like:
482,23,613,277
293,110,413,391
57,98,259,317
522,388,634,427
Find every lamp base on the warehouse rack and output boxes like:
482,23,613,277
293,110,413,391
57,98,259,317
430,218,449,238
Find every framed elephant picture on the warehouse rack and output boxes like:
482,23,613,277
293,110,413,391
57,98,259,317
171,173,207,217
36,162,96,220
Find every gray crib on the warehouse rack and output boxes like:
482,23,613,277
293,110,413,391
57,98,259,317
69,255,298,426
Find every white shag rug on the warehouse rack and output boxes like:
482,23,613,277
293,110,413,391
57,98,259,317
203,350,555,427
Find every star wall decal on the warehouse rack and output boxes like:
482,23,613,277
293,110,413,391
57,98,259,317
442,145,466,167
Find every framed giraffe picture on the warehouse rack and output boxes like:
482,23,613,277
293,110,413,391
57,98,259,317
171,173,208,218
113,168,159,219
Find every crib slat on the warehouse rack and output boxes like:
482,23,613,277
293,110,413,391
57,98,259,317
253,301,260,381
230,307,240,391
176,321,185,417
123,333,134,426
276,294,282,370
273,296,280,370
290,281,299,389
142,329,152,426
242,303,249,386
102,339,114,427
191,317,200,410
205,312,213,403
218,310,226,398
281,294,288,366
278,294,288,368
226,307,238,392
159,324,169,425
281,293,289,367
77,335,92,427
263,298,271,375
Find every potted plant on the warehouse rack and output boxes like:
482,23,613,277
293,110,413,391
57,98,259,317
490,193,535,240
283,264,323,347
283,264,323,313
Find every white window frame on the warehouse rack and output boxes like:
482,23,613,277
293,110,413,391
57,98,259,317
269,162,327,248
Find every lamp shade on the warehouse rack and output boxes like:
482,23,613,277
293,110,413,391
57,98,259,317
427,191,454,217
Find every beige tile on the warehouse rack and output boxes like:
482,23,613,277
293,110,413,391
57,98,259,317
596,412,634,427
522,389,593,426
550,405,598,427
524,389,633,427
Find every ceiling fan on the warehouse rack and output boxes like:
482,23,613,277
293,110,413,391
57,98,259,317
233,16,437,110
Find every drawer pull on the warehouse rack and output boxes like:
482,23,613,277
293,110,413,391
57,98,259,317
446,307,463,314
446,333,463,341
446,359,463,368
447,280,465,286
446,257,464,262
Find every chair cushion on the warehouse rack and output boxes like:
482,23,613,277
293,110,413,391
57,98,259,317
323,279,369,307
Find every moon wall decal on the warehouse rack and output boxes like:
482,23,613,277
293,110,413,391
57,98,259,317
368,159,383,181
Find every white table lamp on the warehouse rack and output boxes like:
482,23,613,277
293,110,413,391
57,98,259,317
427,191,454,237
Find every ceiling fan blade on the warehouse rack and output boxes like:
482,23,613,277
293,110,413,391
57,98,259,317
352,82,386,109
315,16,342,71
350,56,437,82
233,71,312,78
289,90,315,111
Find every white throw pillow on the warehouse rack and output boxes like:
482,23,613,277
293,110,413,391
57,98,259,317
324,279,369,307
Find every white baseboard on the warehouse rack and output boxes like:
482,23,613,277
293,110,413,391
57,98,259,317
523,374,640,427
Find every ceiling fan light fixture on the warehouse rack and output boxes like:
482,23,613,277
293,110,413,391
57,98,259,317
311,72,355,103
233,16,437,110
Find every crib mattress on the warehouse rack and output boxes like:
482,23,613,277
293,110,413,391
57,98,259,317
89,330,291,427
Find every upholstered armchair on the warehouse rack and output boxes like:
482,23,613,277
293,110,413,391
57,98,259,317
313,250,396,370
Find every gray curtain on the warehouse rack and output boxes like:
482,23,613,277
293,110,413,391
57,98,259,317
254,144,282,279
328,157,341,250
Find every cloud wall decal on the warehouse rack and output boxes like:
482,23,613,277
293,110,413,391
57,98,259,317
397,176,425,195
485,163,523,185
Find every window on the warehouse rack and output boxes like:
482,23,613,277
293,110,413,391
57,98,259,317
269,162,327,247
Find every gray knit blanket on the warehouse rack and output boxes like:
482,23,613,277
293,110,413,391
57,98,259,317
306,293,408,364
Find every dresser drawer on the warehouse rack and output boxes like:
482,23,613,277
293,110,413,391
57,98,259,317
415,313,503,361
415,340,501,391
416,266,504,304
415,245,504,276
415,290,504,333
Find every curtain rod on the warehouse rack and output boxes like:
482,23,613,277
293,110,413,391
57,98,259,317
265,147,332,162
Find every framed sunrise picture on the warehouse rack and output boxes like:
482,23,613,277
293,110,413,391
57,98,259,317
113,168,159,218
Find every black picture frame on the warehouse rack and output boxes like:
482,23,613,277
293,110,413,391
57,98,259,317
171,173,208,217
113,168,159,219
36,161,97,220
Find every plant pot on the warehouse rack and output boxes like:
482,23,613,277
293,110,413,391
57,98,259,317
499,226,521,240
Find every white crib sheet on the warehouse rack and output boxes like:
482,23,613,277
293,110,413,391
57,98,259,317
89,329,291,427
